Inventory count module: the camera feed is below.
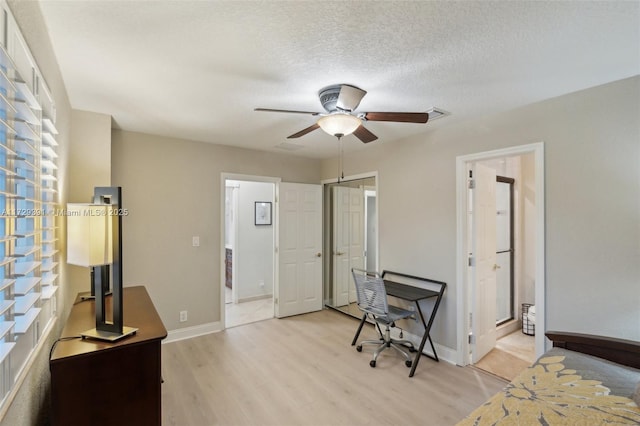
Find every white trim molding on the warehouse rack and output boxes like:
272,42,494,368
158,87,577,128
164,321,223,344
389,328,458,365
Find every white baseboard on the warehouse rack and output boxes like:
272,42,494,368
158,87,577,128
163,320,458,366
163,321,223,344
389,328,458,365
238,294,273,303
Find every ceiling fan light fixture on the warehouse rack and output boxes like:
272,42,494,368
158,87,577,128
317,113,361,137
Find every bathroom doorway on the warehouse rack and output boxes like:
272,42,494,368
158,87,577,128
223,178,275,328
469,159,535,380
456,143,545,371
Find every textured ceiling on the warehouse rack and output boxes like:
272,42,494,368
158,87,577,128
37,1,639,159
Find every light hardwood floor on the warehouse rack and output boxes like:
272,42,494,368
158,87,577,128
161,309,506,426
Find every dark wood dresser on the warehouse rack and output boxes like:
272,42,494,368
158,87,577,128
50,286,167,426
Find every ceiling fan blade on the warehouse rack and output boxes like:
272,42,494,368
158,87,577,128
287,123,320,139
353,125,378,143
364,112,429,123
255,108,321,116
336,85,367,111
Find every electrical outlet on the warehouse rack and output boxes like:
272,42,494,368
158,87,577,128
192,236,200,247
179,310,188,322
259,280,265,288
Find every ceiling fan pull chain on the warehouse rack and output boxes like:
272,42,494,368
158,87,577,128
338,135,344,182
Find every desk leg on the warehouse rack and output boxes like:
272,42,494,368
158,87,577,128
409,302,439,377
351,314,368,346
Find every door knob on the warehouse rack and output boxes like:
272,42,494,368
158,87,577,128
316,252,322,258
493,264,501,270
335,251,345,256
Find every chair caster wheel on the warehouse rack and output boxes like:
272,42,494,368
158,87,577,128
405,360,412,368
370,360,376,368
356,345,362,352
409,347,416,353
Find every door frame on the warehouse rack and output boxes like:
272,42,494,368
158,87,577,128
220,173,281,330
495,176,515,326
455,142,545,366
226,182,240,304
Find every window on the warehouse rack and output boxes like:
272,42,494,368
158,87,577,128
0,4,58,411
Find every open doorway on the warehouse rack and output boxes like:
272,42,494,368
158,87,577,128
223,178,276,328
456,143,545,378
469,158,535,380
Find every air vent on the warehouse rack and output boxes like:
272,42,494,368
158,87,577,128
427,107,449,120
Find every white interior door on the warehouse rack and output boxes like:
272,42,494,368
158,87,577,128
332,186,365,306
333,186,350,307
348,187,364,303
471,163,498,363
277,182,322,317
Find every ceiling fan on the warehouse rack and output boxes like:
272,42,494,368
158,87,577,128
255,84,430,143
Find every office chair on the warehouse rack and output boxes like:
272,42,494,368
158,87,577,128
351,268,416,368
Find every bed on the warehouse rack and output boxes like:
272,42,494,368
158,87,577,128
458,331,640,425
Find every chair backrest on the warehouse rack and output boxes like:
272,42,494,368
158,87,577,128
352,268,388,316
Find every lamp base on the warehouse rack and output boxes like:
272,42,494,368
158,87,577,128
81,326,138,342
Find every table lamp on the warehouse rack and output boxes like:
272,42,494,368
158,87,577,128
67,187,137,341
67,203,112,298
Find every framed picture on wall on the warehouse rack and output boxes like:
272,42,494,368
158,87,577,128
255,201,272,226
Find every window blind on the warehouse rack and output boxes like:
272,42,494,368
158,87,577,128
0,3,58,410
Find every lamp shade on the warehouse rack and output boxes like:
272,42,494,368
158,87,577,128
317,113,361,137
67,203,113,267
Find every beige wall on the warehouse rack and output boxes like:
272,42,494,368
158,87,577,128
68,109,112,199
519,153,536,310
67,109,113,299
321,76,640,350
111,130,321,331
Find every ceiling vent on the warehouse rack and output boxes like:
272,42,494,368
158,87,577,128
426,107,449,120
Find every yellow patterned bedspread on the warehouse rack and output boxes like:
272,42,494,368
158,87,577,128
458,348,640,425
